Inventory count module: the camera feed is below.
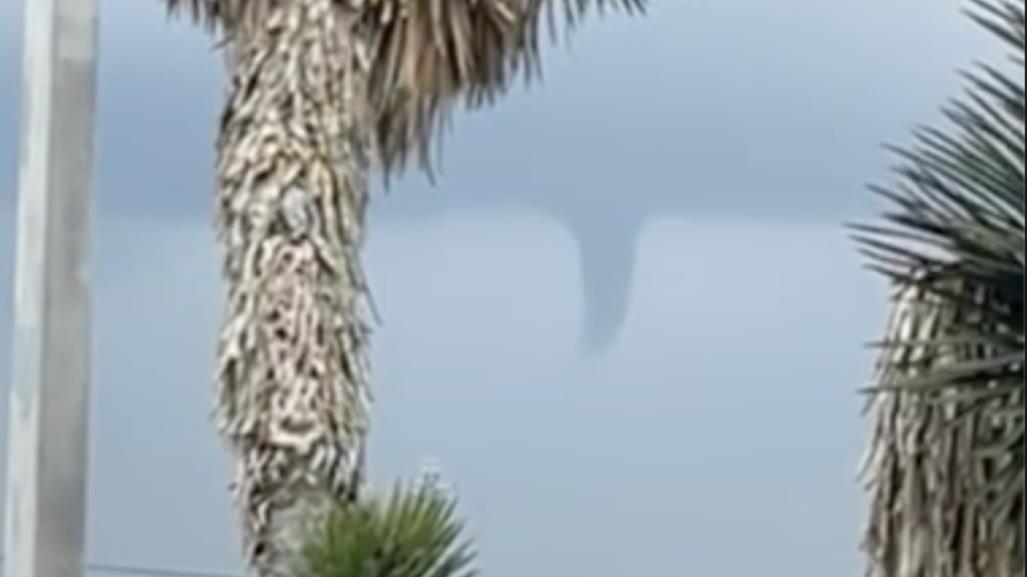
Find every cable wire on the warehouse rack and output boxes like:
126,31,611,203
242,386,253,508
87,561,242,577
0,555,242,577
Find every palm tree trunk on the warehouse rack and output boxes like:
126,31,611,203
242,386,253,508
212,1,374,573
861,279,1022,577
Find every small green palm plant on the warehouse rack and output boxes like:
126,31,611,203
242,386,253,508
298,479,476,577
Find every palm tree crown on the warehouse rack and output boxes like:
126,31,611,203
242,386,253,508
166,0,645,175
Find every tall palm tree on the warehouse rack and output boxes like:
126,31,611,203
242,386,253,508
161,1,644,574
854,1,1024,576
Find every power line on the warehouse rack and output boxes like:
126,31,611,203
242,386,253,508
87,562,242,577
0,557,242,577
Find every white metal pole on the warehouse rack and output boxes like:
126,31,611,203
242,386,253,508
3,0,98,574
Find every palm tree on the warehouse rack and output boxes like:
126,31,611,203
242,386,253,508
298,479,476,577
854,1,1024,576
161,1,644,574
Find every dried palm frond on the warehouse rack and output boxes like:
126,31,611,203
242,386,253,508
854,1,1025,575
164,0,239,31
162,0,646,177
360,0,646,177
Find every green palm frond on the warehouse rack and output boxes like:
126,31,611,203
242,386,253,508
298,482,477,577
855,1,1025,575
163,0,645,177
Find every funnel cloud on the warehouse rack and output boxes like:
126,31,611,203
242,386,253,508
568,209,641,353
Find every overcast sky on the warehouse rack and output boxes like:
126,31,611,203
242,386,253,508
0,0,1003,575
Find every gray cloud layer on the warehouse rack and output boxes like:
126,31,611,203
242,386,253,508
0,0,1000,346
1,0,997,219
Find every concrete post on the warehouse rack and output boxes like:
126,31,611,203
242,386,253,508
3,0,99,575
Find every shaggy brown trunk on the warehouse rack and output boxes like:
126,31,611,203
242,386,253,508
861,281,1024,577
212,0,374,574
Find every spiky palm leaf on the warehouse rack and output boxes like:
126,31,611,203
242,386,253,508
298,482,476,577
164,0,645,175
854,1,1025,575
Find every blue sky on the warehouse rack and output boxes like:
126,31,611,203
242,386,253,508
0,0,1003,575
